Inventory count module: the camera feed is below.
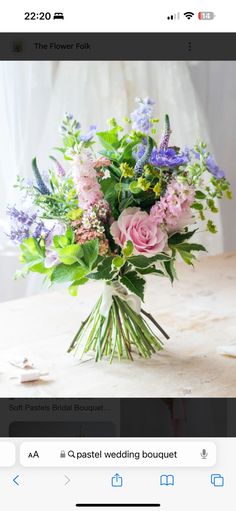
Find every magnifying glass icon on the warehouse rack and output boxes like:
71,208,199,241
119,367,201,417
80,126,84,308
68,450,76,458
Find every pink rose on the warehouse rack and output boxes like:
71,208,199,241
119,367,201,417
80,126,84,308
110,207,167,257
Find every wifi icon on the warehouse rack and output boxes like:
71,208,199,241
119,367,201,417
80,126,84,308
184,11,194,19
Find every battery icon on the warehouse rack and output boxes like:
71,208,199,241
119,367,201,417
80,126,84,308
198,11,215,20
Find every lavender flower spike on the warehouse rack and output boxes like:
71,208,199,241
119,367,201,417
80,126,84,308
50,155,66,178
159,114,171,150
32,158,51,195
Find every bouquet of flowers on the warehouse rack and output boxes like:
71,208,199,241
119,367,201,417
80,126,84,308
7,98,231,362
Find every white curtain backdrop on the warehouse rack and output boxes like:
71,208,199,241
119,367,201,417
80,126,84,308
0,61,227,301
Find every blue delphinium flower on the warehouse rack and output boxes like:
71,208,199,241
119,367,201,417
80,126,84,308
150,147,190,168
80,125,97,142
135,144,190,169
193,149,225,179
205,155,225,179
131,97,155,134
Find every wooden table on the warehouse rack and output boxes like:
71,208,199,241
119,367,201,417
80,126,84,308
0,252,236,397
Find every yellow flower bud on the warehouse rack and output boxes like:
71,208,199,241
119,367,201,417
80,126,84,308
120,163,134,178
137,177,150,191
153,182,161,196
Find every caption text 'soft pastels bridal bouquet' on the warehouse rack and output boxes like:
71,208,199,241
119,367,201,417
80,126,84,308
7,98,232,362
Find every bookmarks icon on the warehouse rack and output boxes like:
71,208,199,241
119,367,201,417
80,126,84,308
160,474,175,486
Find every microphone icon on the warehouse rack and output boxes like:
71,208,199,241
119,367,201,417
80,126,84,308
200,449,208,459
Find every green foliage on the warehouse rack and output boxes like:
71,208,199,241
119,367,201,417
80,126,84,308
122,240,134,257
55,244,83,265
195,190,206,200
128,253,172,269
112,256,124,269
163,259,177,283
191,202,203,211
169,229,197,245
207,219,217,234
169,237,206,266
96,129,120,152
53,228,75,248
137,267,165,277
120,271,145,301
81,239,99,269
87,256,116,280
19,238,48,275
51,263,87,283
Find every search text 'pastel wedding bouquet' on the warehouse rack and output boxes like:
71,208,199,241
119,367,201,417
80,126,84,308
7,98,231,361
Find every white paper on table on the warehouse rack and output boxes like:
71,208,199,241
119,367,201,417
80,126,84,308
217,345,236,357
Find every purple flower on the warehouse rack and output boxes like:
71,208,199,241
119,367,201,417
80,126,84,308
206,155,225,179
150,148,190,168
6,205,48,244
135,145,189,168
159,114,171,150
44,222,66,268
193,150,225,179
80,125,97,142
130,97,155,134
45,222,66,248
50,156,66,178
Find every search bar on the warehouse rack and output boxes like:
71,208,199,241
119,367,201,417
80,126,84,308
0,441,16,466
20,441,216,467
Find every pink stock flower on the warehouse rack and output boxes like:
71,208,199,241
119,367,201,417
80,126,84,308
150,179,195,233
110,207,167,257
72,149,104,209
72,149,95,179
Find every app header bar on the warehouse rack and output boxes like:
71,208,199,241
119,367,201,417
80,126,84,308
1,33,236,60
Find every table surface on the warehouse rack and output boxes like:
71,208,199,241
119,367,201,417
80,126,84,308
0,251,236,398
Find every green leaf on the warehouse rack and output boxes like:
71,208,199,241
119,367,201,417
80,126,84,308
207,219,217,234
56,244,83,265
96,129,120,151
81,239,99,269
25,262,49,274
168,229,198,245
137,267,165,276
112,255,124,269
177,243,207,253
118,141,138,162
20,237,45,263
87,256,116,280
120,271,145,301
51,263,87,283
191,202,204,211
195,190,206,200
122,240,134,257
177,249,196,265
163,259,177,284
68,277,88,296
53,229,75,249
128,253,171,269
129,181,141,194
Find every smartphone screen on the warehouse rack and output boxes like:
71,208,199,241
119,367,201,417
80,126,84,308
0,3,235,509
